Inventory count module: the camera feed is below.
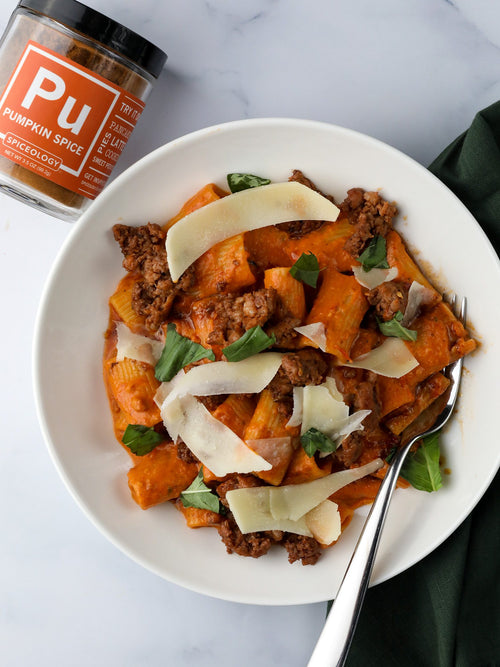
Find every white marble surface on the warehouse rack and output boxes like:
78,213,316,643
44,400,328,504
1,1,499,665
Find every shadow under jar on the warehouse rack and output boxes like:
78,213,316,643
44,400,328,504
0,0,166,220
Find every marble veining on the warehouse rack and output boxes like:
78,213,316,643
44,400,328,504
450,0,500,49
1,0,498,665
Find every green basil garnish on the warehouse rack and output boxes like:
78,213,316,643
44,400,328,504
387,432,442,492
378,311,417,342
122,424,163,456
227,173,271,193
400,432,443,492
289,252,321,288
358,235,390,271
180,469,222,513
222,325,276,362
155,323,215,382
300,427,338,457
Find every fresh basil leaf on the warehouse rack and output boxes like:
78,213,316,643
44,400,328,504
227,173,271,193
222,325,276,362
300,427,338,458
400,432,443,492
358,235,390,271
155,323,215,382
289,252,321,288
122,424,163,456
180,469,222,513
378,311,418,342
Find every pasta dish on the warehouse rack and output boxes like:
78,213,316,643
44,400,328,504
103,170,476,565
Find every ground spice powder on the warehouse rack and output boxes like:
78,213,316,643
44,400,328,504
0,0,166,220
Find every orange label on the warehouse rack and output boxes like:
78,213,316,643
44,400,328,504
0,41,145,199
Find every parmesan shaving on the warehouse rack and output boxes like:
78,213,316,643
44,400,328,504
402,281,435,326
162,353,283,404
159,391,184,442
160,394,272,476
352,265,398,289
286,387,304,427
294,322,327,351
301,382,349,436
305,500,341,545
324,376,344,402
153,370,185,409
334,409,372,440
224,485,313,536
166,182,340,281
343,338,419,378
226,459,383,532
245,437,293,468
287,377,361,437
115,322,163,366
269,458,383,521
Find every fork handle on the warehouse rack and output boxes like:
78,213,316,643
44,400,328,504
307,442,413,667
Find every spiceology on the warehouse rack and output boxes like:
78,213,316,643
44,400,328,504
0,0,166,220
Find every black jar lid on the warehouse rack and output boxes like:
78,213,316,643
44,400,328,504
17,0,167,78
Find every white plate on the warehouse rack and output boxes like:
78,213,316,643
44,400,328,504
33,119,500,605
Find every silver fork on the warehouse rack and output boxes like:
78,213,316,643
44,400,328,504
307,296,467,667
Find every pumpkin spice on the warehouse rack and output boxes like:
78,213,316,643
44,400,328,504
0,0,166,220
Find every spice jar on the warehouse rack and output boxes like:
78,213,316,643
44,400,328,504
0,0,166,220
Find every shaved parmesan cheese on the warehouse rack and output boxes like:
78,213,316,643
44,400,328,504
162,353,283,404
161,394,272,476
154,383,172,409
166,181,340,281
343,338,418,378
115,322,163,365
334,409,371,440
246,437,292,449
287,377,353,434
352,265,398,289
245,437,293,469
225,485,312,536
153,370,185,409
324,376,344,402
286,387,304,427
226,459,383,535
268,458,383,521
154,353,284,476
402,281,436,326
159,391,184,442
301,383,349,436
294,322,327,351
305,500,341,545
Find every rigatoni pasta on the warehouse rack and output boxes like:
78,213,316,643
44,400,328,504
103,170,476,565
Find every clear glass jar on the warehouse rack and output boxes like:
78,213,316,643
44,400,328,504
0,0,166,220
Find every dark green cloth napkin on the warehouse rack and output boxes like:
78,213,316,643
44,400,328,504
338,102,500,667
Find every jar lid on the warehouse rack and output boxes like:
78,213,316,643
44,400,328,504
17,0,167,78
